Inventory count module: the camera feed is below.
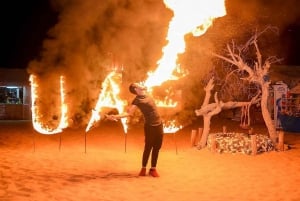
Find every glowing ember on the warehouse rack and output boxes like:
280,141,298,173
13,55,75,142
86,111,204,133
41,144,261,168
156,99,177,108
30,75,68,134
85,71,128,133
163,120,183,133
144,0,226,88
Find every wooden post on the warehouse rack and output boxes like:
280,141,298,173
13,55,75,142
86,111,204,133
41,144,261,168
59,133,62,151
84,132,87,154
251,134,257,155
173,133,178,155
278,130,285,151
211,134,217,153
124,134,127,153
248,127,254,135
33,131,36,153
222,126,227,134
191,129,197,147
197,128,203,145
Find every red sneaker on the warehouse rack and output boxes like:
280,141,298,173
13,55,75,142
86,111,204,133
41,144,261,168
149,168,160,177
138,167,146,176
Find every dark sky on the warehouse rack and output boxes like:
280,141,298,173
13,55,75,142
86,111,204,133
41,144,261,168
0,1,57,69
0,0,300,69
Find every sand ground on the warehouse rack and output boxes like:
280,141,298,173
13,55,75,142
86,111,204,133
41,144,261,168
0,117,300,201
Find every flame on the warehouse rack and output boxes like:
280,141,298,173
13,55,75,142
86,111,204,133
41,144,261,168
154,87,179,108
156,99,177,108
144,0,226,88
30,75,68,134
85,71,128,133
143,0,226,132
163,120,183,133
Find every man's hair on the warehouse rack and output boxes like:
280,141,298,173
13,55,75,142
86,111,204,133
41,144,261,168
129,83,137,95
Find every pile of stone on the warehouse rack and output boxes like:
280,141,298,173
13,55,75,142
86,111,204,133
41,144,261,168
207,132,275,154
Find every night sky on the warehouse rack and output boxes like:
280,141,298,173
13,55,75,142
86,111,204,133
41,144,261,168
0,0,300,69
0,1,57,69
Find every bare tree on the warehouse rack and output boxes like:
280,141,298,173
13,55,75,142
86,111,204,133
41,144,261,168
195,77,260,148
213,27,282,144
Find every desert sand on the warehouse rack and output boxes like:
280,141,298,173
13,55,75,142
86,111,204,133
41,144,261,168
1,117,300,201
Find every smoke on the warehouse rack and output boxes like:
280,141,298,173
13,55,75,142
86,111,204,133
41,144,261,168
27,0,172,127
213,0,300,52
26,0,300,128
181,0,300,96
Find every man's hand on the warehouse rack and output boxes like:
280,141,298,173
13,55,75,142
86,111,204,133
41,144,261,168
105,114,118,122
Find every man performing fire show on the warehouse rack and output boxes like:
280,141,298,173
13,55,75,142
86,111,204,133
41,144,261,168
106,83,163,177
18,0,300,177
2,0,300,200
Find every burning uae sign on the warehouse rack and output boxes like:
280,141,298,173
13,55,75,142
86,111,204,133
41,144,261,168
29,0,226,134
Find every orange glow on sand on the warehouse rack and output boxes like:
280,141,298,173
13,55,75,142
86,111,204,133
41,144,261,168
1,120,300,201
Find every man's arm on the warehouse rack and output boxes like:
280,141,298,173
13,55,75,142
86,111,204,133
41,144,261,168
106,105,137,121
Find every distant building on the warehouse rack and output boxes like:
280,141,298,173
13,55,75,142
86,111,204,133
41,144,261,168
0,68,31,120
269,65,300,88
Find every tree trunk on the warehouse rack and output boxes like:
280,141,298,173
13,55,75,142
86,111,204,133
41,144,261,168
261,83,277,142
198,115,211,148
